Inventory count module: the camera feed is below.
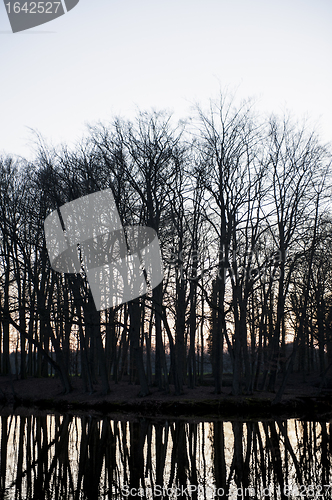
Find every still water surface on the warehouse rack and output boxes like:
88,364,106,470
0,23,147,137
0,413,331,499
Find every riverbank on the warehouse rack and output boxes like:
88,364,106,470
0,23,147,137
1,373,332,419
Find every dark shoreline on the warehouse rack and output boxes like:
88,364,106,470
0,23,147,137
1,375,332,420
3,394,332,421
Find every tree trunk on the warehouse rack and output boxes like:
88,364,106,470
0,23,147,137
128,299,149,396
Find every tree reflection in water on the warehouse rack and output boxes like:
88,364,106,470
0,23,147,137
0,414,331,499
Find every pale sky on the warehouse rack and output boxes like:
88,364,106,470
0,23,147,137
1,0,331,159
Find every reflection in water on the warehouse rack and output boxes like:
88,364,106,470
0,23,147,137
0,413,331,499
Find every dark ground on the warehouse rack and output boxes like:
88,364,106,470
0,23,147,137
1,372,332,419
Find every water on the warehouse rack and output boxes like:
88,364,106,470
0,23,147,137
0,412,331,499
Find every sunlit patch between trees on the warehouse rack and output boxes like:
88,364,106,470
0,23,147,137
0,95,331,401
